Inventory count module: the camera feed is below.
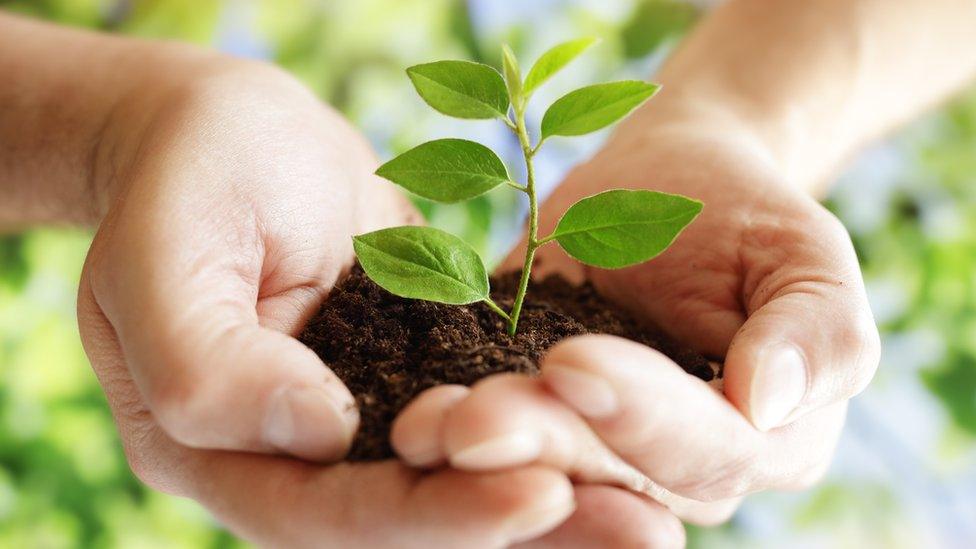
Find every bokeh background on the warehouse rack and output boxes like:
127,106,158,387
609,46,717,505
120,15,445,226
1,0,974,547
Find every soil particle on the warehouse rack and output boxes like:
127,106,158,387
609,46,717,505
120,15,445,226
300,266,714,461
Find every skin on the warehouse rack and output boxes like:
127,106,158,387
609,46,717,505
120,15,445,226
4,0,976,546
1,11,681,548
392,0,976,530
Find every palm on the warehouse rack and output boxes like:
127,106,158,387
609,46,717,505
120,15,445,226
79,80,690,546
508,130,847,363
437,129,875,517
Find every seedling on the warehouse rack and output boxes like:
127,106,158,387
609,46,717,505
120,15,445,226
354,38,702,335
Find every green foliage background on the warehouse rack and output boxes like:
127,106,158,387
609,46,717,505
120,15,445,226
1,1,974,547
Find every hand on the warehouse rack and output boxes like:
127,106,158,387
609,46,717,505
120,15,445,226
76,59,686,547
391,119,881,524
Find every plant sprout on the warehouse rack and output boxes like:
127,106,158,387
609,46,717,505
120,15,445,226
353,38,702,335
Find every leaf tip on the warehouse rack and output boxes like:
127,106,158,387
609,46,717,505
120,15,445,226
683,195,705,215
579,36,601,48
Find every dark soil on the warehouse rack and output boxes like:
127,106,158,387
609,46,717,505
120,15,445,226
300,266,716,461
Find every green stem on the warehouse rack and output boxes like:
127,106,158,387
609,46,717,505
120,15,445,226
535,233,557,246
530,139,545,157
507,106,540,336
484,298,511,322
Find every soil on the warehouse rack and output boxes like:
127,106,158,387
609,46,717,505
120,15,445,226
300,266,717,461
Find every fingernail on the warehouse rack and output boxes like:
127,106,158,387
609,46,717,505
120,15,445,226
264,386,356,461
750,343,808,431
543,365,619,418
450,431,543,470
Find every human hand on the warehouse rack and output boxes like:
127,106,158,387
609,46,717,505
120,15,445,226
391,117,881,524
76,58,689,547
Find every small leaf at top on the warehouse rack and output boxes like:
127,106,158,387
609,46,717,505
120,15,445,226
353,226,489,304
552,189,702,269
501,44,522,106
407,60,510,119
375,139,510,203
541,80,659,139
523,37,598,95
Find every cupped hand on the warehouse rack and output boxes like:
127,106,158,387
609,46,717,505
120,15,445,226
77,59,685,547
392,120,881,523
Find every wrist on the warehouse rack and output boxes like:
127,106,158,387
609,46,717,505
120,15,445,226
608,90,781,173
610,82,841,196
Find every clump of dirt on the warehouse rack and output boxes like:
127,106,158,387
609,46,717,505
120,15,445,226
300,266,715,460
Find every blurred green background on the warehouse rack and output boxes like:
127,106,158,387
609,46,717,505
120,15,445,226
1,1,974,547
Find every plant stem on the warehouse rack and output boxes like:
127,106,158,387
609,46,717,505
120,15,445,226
506,105,540,336
484,298,511,322
535,233,556,246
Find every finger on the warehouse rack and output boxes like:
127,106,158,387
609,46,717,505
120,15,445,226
678,496,742,526
516,485,685,549
79,268,193,494
541,335,846,501
191,456,575,549
391,384,470,467
439,375,646,489
82,279,577,549
86,208,357,461
725,211,881,430
397,374,733,521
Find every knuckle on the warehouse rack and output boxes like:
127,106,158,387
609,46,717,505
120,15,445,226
818,207,849,237
783,459,831,491
84,247,113,302
681,477,751,502
670,452,762,501
120,421,181,494
680,498,742,527
843,314,882,397
124,444,166,491
147,371,213,447
804,201,850,241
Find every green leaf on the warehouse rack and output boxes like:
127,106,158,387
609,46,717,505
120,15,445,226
501,44,522,106
406,60,509,119
552,189,702,268
541,81,660,139
523,37,598,95
353,226,489,304
376,139,510,203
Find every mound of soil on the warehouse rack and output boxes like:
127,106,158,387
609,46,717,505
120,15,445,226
300,266,716,460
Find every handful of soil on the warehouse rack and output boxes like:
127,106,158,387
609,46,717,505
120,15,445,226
300,266,716,461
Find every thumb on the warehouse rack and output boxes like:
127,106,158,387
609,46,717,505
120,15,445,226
86,219,357,461
723,232,881,431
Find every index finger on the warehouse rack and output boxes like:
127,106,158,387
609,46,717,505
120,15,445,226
540,335,846,501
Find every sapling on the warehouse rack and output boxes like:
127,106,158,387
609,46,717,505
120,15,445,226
353,38,702,336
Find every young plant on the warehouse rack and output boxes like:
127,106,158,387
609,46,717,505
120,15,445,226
353,38,702,336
